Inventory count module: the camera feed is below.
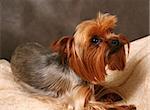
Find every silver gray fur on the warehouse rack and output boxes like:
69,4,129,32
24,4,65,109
11,42,81,97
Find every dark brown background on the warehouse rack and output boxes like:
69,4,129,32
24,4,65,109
0,0,149,60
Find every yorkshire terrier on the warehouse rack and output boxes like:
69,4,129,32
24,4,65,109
10,12,135,110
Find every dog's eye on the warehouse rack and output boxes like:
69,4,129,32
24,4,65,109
111,40,120,47
91,36,102,45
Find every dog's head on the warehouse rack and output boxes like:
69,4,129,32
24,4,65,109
51,12,129,84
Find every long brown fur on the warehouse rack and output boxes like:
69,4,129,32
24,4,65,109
11,12,134,110
50,12,134,110
51,13,129,84
49,13,136,110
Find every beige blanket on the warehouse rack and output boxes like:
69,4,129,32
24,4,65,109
0,36,150,110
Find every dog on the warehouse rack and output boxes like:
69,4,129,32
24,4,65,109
10,12,135,110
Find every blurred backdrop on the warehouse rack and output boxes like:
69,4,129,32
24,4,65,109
0,0,149,60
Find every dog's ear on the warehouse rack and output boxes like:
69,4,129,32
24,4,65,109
119,35,130,54
51,36,74,64
107,35,129,70
107,46,126,70
51,36,73,54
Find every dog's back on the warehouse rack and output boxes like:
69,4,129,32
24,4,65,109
10,42,79,97
11,42,52,88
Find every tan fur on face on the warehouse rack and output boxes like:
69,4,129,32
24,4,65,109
52,12,129,84
74,12,117,56
69,12,128,84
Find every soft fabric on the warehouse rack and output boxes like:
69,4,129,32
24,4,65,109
0,60,60,110
0,36,150,110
